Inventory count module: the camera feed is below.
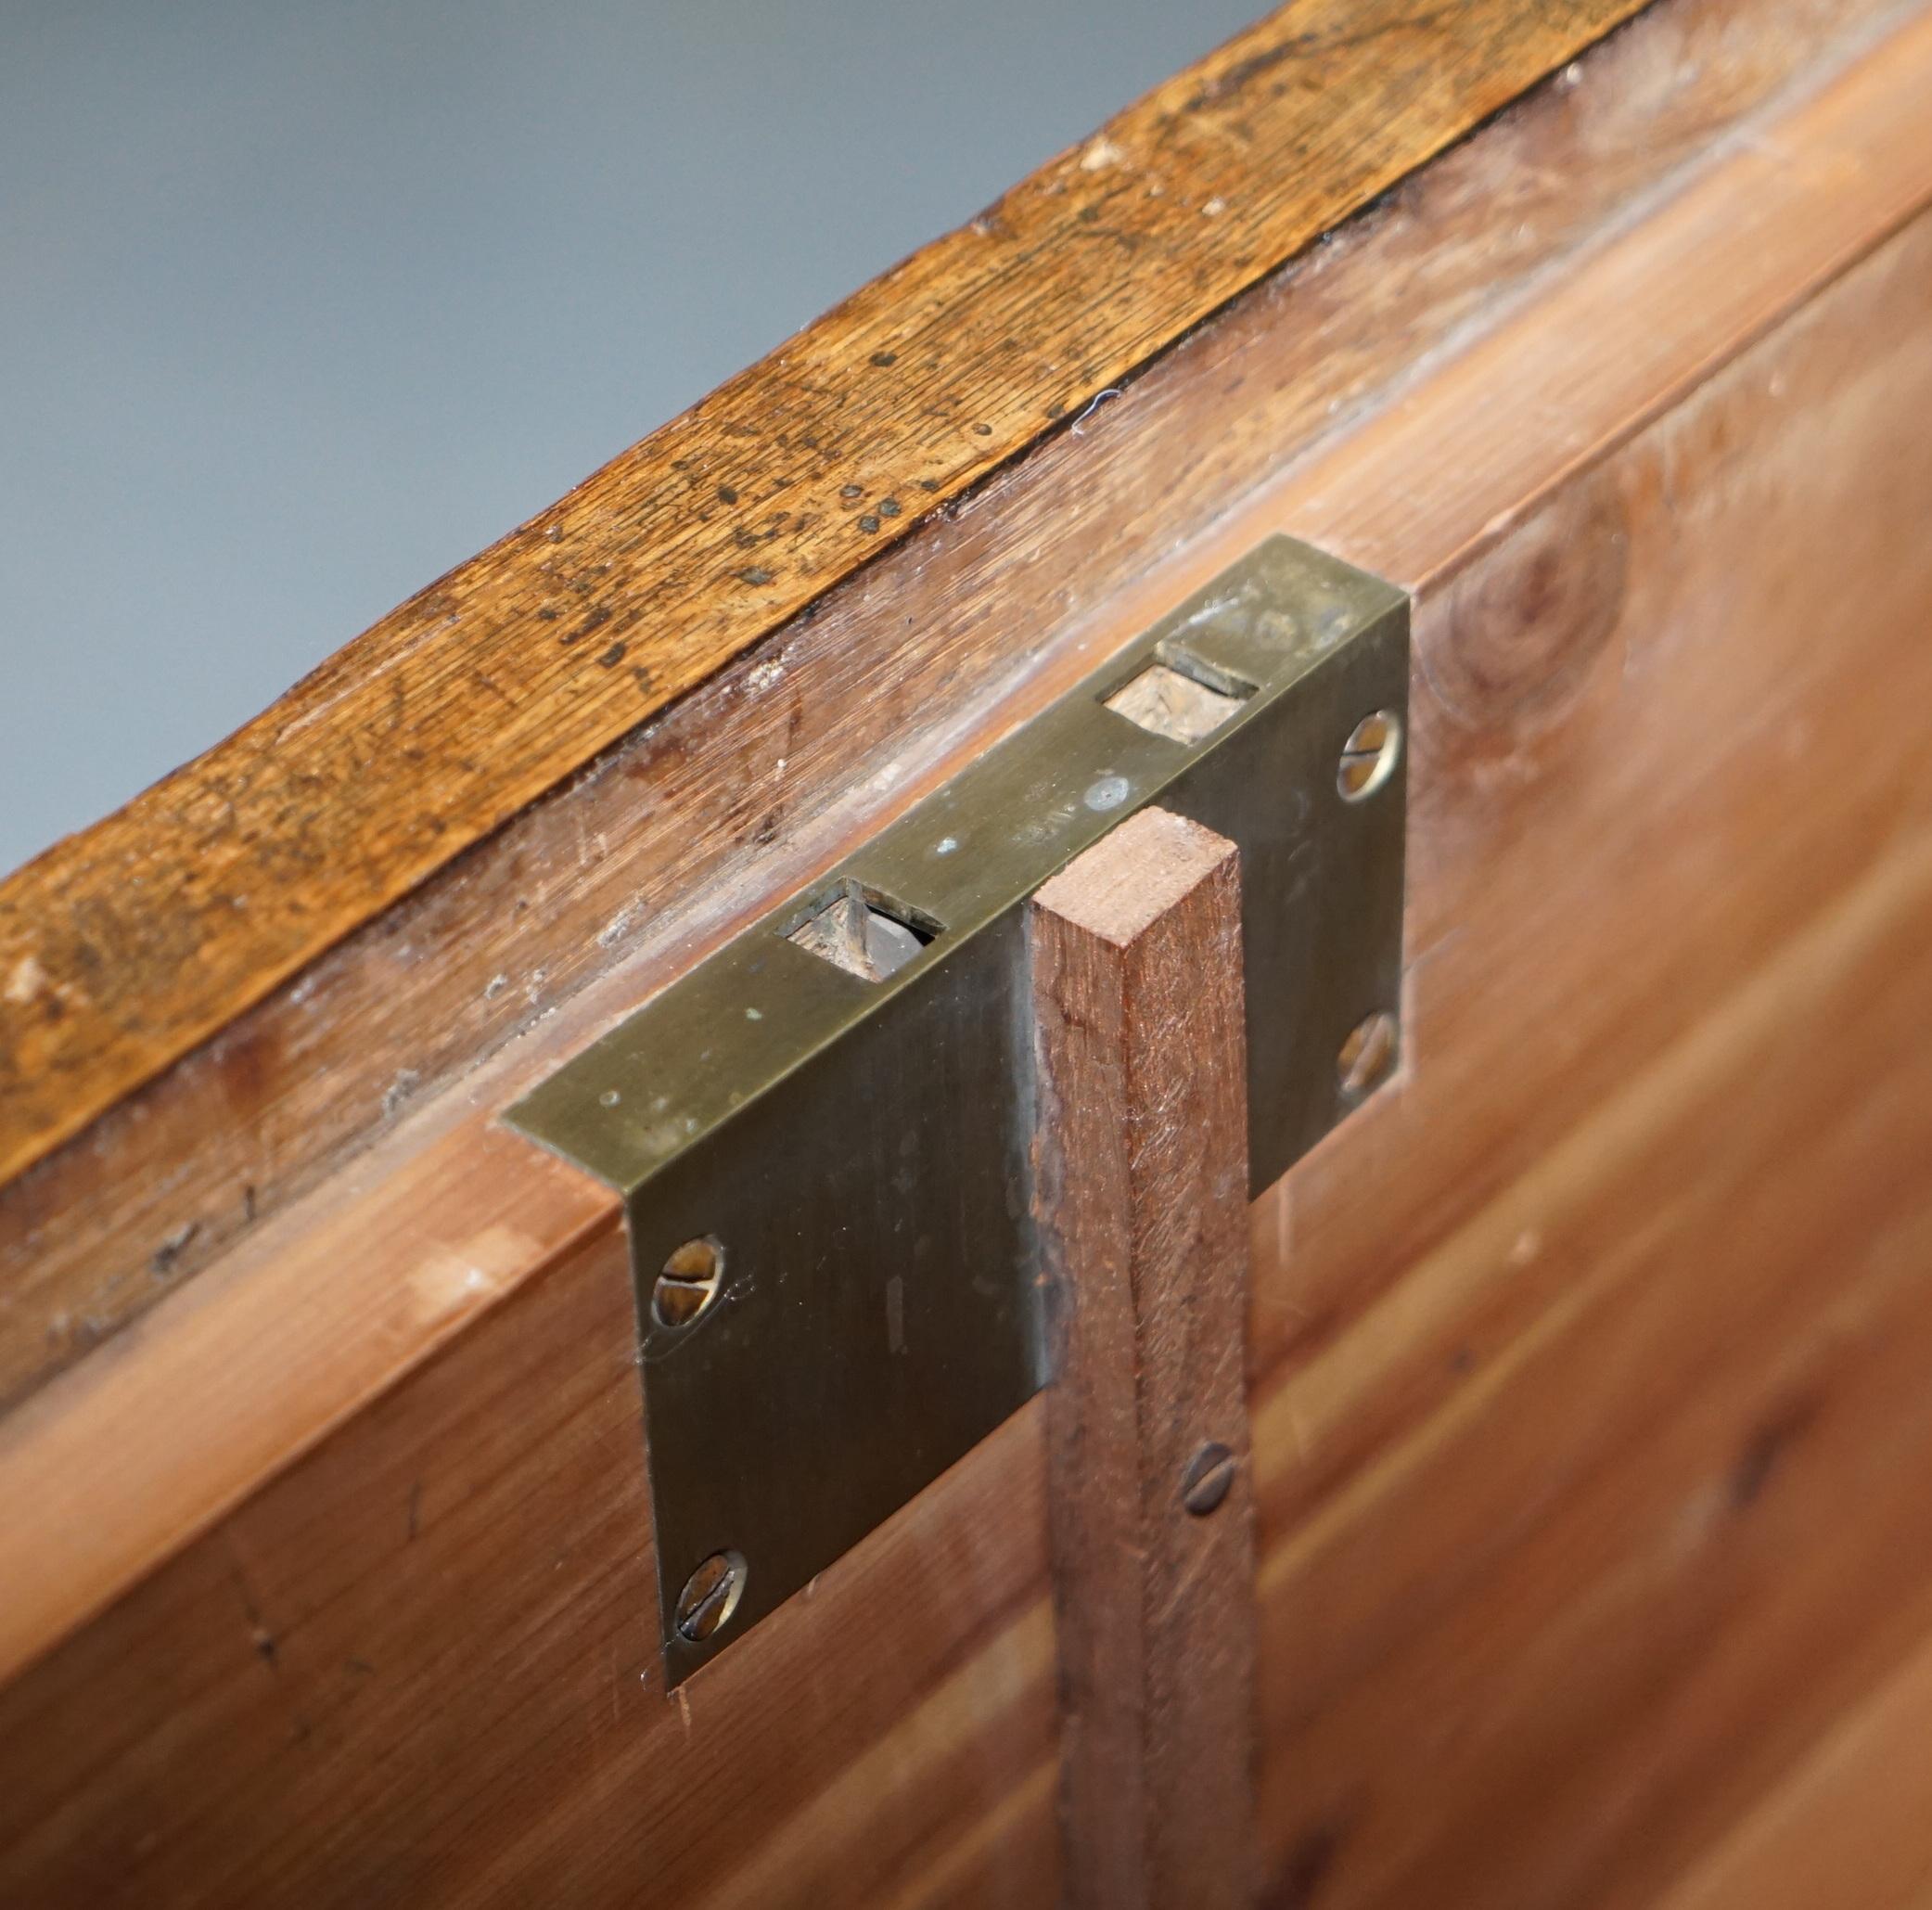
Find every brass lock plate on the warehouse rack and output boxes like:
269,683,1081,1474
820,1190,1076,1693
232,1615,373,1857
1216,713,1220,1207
506,535,1409,1682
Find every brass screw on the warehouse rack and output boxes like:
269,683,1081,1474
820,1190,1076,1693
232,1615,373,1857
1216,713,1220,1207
1337,709,1402,801
1337,1010,1399,1102
653,1236,725,1329
674,1550,747,1643
1182,1442,1237,1516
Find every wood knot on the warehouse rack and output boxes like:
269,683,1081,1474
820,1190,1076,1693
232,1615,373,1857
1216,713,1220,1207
1426,468,1630,737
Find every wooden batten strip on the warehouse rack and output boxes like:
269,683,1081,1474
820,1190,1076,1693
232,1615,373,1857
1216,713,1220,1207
0,0,1654,1189
1031,809,1259,1906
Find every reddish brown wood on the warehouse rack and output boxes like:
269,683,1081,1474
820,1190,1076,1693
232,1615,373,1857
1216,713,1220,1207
0,1193,1057,1907
1030,806,1258,1908
1249,194,1932,1910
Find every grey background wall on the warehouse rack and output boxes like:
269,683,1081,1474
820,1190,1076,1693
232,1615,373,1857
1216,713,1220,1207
0,1,1261,877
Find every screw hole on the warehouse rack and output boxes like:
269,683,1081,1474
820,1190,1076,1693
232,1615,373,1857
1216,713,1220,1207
674,1549,746,1643
1337,710,1401,801
1337,1011,1399,1102
653,1236,725,1329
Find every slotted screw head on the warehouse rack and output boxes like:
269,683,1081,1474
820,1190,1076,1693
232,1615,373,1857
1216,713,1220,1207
653,1236,725,1329
1182,1442,1238,1516
675,1550,747,1643
1337,1011,1399,1102
1337,709,1402,801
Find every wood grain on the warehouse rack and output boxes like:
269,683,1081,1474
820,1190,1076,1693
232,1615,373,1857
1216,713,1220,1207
1653,1619,1932,1910
0,1122,615,1687
4,6,1932,1902
5,0,1898,1416
34,0,1903,1702
0,0,1657,1193
1030,808,1257,1908
1247,143,1932,1909
0,1197,1058,1907
1256,835,1932,1907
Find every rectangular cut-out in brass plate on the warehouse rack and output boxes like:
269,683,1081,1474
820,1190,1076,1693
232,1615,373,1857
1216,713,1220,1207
506,535,1409,1682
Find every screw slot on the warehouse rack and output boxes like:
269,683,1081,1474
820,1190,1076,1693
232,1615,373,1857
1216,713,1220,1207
1182,1442,1237,1516
1337,709,1401,801
1337,1011,1399,1102
674,1550,747,1643
652,1236,725,1329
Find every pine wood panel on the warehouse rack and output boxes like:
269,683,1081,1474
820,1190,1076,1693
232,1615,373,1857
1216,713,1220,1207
0,1122,613,1686
1654,1622,1932,1910
0,1210,1057,1906
1250,183,1932,1908
0,0,1655,1196
1259,838,1932,1907
48,0,1900,1716
3,0,1900,1416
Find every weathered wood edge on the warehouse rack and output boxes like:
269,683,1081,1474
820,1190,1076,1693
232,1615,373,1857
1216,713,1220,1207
7,197,1932,1904
0,0,1655,1188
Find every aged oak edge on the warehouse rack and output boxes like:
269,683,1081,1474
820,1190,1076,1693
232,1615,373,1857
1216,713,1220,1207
6,24,1932,1897
0,0,1656,1188
0,0,1923,1696
2,0,1884,1416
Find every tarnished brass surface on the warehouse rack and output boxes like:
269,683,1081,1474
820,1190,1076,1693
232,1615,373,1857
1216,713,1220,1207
508,535,1408,1679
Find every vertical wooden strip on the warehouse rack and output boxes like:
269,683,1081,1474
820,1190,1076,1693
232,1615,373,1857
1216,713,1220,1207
1030,804,1259,1907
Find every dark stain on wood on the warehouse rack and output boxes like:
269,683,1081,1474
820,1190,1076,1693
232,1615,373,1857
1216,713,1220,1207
1272,1820,1345,1909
